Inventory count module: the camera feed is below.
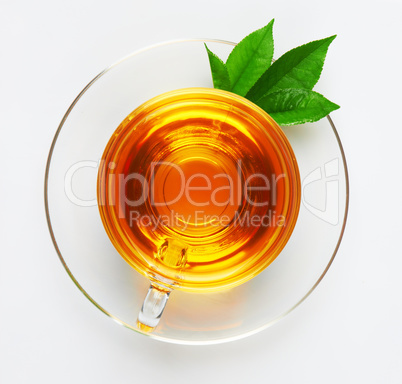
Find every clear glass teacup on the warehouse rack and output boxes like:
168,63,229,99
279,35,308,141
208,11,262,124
97,87,301,331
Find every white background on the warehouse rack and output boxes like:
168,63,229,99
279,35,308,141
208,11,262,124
1,0,401,382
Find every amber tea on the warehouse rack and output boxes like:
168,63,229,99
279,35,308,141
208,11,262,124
97,88,300,293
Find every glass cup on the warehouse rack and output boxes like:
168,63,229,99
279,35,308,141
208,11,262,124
97,87,301,331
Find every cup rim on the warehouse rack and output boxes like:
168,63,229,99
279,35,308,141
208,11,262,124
96,86,302,293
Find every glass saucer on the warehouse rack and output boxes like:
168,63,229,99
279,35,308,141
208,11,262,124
44,39,349,345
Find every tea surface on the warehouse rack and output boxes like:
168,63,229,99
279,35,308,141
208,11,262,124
98,88,300,292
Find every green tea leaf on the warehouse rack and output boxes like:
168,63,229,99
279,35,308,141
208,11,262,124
256,88,340,126
246,35,336,102
205,21,340,126
225,19,275,96
205,44,231,91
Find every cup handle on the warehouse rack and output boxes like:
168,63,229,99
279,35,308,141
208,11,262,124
137,284,171,332
136,238,188,332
